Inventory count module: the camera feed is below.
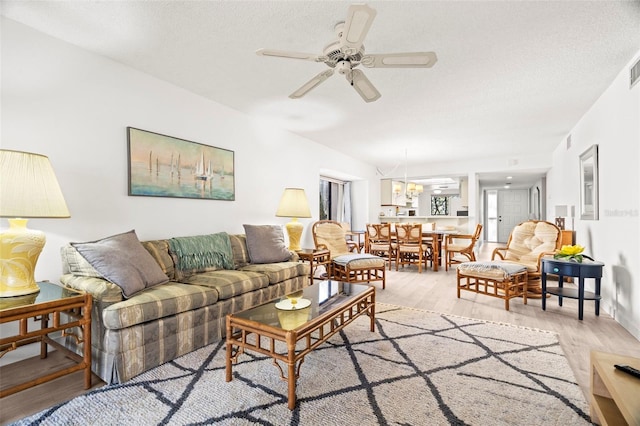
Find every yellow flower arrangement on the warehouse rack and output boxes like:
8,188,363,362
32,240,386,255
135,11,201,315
554,244,585,262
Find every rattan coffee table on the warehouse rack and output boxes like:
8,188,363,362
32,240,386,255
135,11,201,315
225,280,375,410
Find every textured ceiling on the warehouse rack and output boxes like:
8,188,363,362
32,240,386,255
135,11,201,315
3,1,640,186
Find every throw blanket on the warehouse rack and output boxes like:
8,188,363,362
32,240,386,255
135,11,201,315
459,261,526,277
168,233,234,272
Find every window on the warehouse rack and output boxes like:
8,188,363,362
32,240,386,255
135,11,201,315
319,177,351,222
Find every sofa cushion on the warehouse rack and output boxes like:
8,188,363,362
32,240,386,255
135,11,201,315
141,239,175,281
60,245,102,278
229,234,250,269
243,224,291,264
102,282,219,330
240,261,309,285
60,273,124,303
183,270,269,300
71,230,170,298
168,233,235,280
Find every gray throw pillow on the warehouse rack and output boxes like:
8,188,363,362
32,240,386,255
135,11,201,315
71,230,169,298
243,225,291,264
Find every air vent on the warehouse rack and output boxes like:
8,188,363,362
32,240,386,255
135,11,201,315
631,57,640,89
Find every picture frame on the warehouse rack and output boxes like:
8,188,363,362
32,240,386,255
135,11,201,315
579,144,598,220
431,196,449,215
127,127,235,200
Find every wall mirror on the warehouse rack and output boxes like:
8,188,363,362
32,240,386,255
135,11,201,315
579,144,599,220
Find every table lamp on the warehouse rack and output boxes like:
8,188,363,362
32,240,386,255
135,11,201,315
0,150,70,297
275,188,311,251
555,205,567,230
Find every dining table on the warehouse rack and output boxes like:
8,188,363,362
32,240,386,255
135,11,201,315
387,225,460,272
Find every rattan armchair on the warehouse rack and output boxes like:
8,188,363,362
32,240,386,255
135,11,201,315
491,220,562,296
312,220,386,289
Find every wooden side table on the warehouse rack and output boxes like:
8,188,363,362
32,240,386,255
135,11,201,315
590,350,640,425
296,249,331,283
0,281,92,397
541,257,604,320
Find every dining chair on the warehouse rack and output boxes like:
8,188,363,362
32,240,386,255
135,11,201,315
421,222,437,270
396,223,426,273
366,223,395,270
444,223,483,271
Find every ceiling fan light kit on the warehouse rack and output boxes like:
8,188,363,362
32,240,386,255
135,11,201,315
256,3,437,102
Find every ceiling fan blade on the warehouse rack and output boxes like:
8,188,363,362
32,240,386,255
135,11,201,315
361,52,438,68
347,69,381,103
256,48,324,62
289,69,335,99
340,4,377,53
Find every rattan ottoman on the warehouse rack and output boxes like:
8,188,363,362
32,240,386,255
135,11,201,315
456,261,528,311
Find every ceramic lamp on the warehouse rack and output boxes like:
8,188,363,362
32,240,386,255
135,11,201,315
0,150,70,297
275,188,312,251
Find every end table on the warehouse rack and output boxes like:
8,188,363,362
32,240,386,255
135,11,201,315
296,248,331,284
541,257,604,320
0,281,92,397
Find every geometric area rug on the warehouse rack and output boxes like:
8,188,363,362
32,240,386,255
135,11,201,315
13,304,591,425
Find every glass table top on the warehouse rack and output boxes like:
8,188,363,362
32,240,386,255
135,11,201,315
0,281,80,312
231,280,371,331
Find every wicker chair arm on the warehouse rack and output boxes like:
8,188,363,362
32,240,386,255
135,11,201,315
347,241,359,252
534,251,556,271
491,247,508,260
445,234,474,249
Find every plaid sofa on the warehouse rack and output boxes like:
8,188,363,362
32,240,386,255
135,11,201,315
60,234,309,385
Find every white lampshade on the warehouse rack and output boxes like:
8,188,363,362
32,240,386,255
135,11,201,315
0,150,70,218
275,188,311,218
555,205,568,217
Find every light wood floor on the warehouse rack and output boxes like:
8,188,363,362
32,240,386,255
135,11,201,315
2,243,639,424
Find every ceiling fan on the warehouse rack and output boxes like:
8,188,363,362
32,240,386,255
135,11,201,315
256,3,437,103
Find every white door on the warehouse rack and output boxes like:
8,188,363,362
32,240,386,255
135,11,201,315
497,190,529,243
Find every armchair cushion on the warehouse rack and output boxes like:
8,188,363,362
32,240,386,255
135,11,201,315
458,261,526,280
333,253,386,268
503,221,558,264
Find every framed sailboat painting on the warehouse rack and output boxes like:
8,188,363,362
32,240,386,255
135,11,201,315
127,127,235,201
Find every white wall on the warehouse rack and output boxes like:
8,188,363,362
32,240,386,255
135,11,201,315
1,19,377,281
547,50,640,340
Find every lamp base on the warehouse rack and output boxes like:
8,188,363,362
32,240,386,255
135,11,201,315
284,218,304,251
0,219,43,297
